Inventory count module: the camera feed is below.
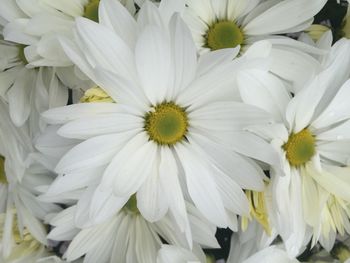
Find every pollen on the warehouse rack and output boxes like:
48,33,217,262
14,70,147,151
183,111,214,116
80,86,114,103
145,102,188,146
283,129,316,167
84,0,100,22
205,20,244,50
242,190,271,235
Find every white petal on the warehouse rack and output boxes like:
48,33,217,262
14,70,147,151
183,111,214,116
137,156,168,222
108,134,157,197
175,143,228,227
75,17,136,82
99,0,138,48
55,132,133,173
243,0,326,35
58,113,143,139
168,14,197,98
42,103,121,124
159,147,188,233
135,25,172,105
237,70,291,122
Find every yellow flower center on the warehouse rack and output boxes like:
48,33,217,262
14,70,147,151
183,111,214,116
283,129,316,167
206,20,244,50
18,45,28,65
84,0,100,22
144,102,188,146
123,195,139,214
242,190,271,235
0,156,7,185
80,86,114,103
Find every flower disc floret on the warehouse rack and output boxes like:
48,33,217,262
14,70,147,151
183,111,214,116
18,45,28,65
84,0,100,22
123,195,139,214
0,156,6,184
145,102,188,146
283,129,316,167
206,21,244,50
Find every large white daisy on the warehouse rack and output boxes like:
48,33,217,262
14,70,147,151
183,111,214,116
40,2,279,233
238,38,350,255
184,0,328,91
48,200,217,263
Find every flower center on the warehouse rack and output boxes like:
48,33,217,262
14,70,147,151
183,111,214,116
283,129,316,167
145,102,188,145
123,195,139,214
0,156,7,185
84,0,100,22
18,45,28,65
206,20,244,50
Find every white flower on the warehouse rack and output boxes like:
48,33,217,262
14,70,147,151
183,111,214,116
0,0,136,67
238,38,350,255
0,100,60,260
183,0,328,91
40,0,279,235
48,201,217,263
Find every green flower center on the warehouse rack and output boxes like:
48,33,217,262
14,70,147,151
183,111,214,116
283,129,316,167
145,102,188,145
123,195,139,214
206,20,244,50
84,0,100,22
18,45,28,65
0,156,7,185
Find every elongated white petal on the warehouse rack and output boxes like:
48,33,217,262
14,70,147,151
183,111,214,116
175,143,228,227
243,0,326,35
135,25,172,105
99,0,138,48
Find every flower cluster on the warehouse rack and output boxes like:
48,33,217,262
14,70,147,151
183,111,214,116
1,0,350,262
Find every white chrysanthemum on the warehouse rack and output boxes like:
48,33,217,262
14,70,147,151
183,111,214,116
40,1,279,234
238,38,350,255
0,0,136,67
48,201,217,263
183,0,328,91
0,100,60,260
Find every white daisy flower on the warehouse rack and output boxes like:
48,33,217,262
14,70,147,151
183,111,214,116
238,38,350,255
48,200,217,263
40,2,279,234
0,0,136,67
0,100,60,259
183,0,328,91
